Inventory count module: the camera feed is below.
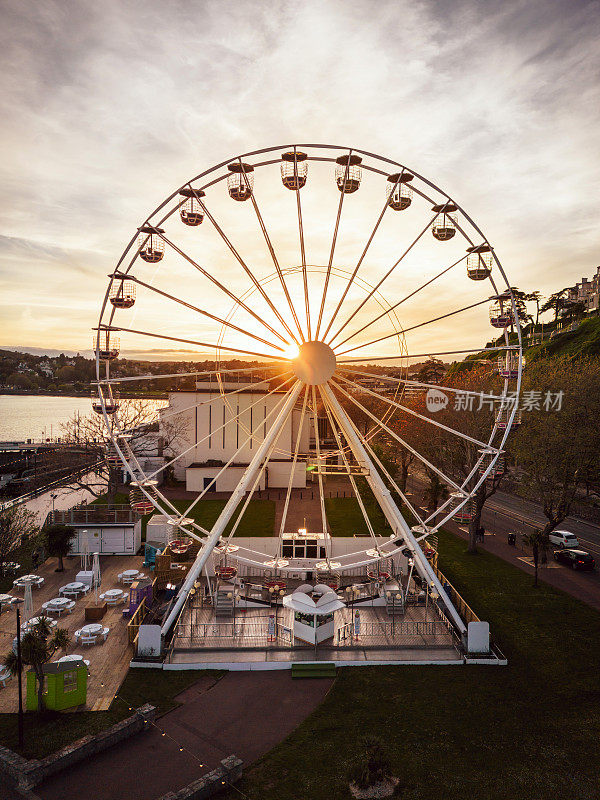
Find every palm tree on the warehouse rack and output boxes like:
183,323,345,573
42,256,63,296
522,529,550,587
4,618,69,711
45,524,76,572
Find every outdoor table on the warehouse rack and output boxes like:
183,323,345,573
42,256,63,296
100,589,126,606
76,624,109,645
59,581,89,597
13,574,44,589
119,569,141,584
57,654,91,667
81,623,103,635
21,616,57,632
3,562,20,575
42,598,75,616
0,593,15,609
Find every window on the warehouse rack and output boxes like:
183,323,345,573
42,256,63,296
63,670,78,692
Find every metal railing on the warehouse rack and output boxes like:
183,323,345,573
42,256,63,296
433,565,480,625
335,620,450,648
174,618,292,648
0,460,105,513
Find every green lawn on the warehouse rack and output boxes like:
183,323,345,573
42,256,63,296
0,670,222,759
227,529,600,800
325,495,394,537
139,497,276,539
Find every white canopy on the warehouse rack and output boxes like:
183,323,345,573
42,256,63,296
283,588,345,616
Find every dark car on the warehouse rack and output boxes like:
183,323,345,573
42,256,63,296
553,549,596,571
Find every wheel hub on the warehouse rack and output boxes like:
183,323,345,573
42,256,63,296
291,340,336,385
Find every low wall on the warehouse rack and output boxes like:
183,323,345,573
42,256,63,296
0,704,155,790
157,755,243,800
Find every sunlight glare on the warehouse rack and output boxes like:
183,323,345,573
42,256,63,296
284,343,300,360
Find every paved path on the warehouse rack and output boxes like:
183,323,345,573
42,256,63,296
37,671,332,800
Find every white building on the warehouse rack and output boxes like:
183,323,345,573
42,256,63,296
159,381,310,491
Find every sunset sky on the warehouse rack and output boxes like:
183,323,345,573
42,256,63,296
1,0,598,363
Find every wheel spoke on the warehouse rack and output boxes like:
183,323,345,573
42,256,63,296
96,324,286,362
319,386,379,547
145,374,296,480
320,172,401,342
332,253,468,350
315,149,352,340
180,382,299,520
154,229,291,346
336,297,493,357
337,345,520,363
311,385,330,558
277,386,310,545
97,365,281,385
326,212,438,346
338,367,511,402
292,147,311,341
111,271,284,353
330,378,465,494
336,373,499,450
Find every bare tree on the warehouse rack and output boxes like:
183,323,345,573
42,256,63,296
60,399,188,501
0,506,39,577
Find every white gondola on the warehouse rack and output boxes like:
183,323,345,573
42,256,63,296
489,292,515,328
138,226,165,263
281,151,308,190
495,407,522,430
498,352,523,379
386,172,413,211
449,492,474,523
109,279,136,309
335,154,362,193
94,333,120,361
129,480,158,514
227,162,254,201
466,244,493,280
431,202,457,241
91,389,119,416
478,449,506,479
179,188,205,226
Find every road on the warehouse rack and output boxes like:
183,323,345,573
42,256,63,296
406,476,600,609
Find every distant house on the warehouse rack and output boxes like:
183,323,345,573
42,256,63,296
567,266,600,312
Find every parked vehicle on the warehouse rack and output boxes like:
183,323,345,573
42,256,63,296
548,530,580,549
553,549,596,571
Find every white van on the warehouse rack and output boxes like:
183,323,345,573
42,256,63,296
548,530,580,549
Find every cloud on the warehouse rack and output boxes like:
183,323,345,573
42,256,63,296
0,0,598,356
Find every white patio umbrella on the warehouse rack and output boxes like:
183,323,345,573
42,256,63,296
23,583,33,623
80,529,90,572
92,552,101,602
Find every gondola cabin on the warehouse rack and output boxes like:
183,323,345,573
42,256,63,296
281,151,308,190
386,172,413,211
489,292,515,328
227,162,254,201
129,480,158,514
478,449,506,480
138,227,165,263
431,202,458,241
91,390,120,415
109,279,136,309
94,333,120,361
179,188,205,226
335,154,362,193
450,492,474,523
466,244,493,280
496,407,522,430
498,352,523,379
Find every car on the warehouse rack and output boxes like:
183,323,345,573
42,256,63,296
548,530,580,549
553,549,596,571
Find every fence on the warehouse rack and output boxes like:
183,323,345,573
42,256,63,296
433,565,480,625
50,503,137,525
127,598,146,645
335,620,451,648
174,618,293,648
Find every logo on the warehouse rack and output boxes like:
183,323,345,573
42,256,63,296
426,388,448,413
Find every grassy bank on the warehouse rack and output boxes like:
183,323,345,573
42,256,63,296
231,529,600,800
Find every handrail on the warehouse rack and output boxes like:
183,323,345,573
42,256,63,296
0,460,106,513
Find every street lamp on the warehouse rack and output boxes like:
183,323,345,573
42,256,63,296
11,598,24,749
50,492,58,522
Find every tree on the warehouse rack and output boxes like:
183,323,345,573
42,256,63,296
60,399,188,501
540,288,570,322
45,524,76,571
4,618,69,712
522,528,550,587
416,357,446,384
512,357,600,537
423,470,449,512
0,507,39,577
560,300,586,323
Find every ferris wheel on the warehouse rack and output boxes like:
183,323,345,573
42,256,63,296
94,143,523,636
